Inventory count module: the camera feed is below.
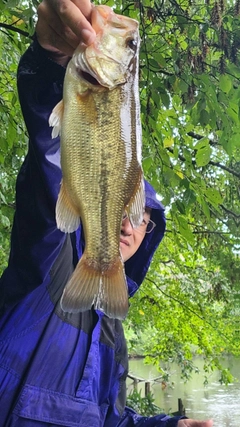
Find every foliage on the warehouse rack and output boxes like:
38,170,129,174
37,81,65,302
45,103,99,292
0,0,34,268
0,0,239,384
126,389,163,416
120,0,240,384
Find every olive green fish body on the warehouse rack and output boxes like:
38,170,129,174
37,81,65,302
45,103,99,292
49,5,144,319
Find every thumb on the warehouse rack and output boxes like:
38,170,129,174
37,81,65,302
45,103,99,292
179,419,213,427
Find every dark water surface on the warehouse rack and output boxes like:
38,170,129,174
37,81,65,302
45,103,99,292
128,356,240,426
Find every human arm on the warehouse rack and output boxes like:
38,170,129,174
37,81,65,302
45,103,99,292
0,0,95,310
117,407,213,426
0,39,67,310
117,407,186,426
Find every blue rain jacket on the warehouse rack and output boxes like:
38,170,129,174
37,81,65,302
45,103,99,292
0,40,187,427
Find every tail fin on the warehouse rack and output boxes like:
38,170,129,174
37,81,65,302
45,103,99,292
60,255,129,320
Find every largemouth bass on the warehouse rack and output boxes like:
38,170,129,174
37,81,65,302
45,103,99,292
49,5,145,319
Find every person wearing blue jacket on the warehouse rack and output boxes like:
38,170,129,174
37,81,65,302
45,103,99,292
0,1,213,426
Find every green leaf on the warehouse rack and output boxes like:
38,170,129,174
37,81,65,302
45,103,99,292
195,137,209,150
226,102,239,124
160,90,170,109
195,144,211,167
0,214,10,228
143,157,153,173
154,53,166,67
148,59,160,69
204,188,223,205
182,189,196,207
175,200,186,215
180,40,188,50
219,75,232,94
177,216,195,243
198,196,210,220
199,109,209,127
163,137,174,148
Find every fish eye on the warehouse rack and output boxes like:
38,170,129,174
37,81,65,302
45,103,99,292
127,38,137,51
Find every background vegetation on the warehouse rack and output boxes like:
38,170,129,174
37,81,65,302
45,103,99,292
0,0,239,384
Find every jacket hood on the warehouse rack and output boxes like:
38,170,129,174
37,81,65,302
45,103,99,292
125,179,166,293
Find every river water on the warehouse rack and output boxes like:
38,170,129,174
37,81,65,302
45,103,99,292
128,356,240,426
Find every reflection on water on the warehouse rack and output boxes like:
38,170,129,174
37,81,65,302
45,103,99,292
128,356,240,427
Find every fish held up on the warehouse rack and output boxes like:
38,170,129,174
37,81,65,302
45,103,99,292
49,5,145,320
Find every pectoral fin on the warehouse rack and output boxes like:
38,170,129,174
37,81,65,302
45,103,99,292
126,170,145,228
49,100,64,138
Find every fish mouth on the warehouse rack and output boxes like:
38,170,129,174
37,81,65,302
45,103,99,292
74,52,106,88
77,68,101,86
72,51,101,87
73,51,125,89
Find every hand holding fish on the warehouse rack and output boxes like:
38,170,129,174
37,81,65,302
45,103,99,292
36,0,96,62
177,419,213,427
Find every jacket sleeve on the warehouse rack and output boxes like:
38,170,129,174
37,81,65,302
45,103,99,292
117,406,187,426
0,39,71,309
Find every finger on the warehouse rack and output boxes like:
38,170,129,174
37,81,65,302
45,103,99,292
51,0,96,45
180,420,214,427
36,22,76,57
70,0,93,20
36,9,75,56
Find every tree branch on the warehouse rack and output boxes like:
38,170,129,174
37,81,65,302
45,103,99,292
209,161,240,178
0,202,16,210
192,230,230,235
165,228,230,236
187,131,219,146
0,22,30,38
166,146,240,178
220,204,240,219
